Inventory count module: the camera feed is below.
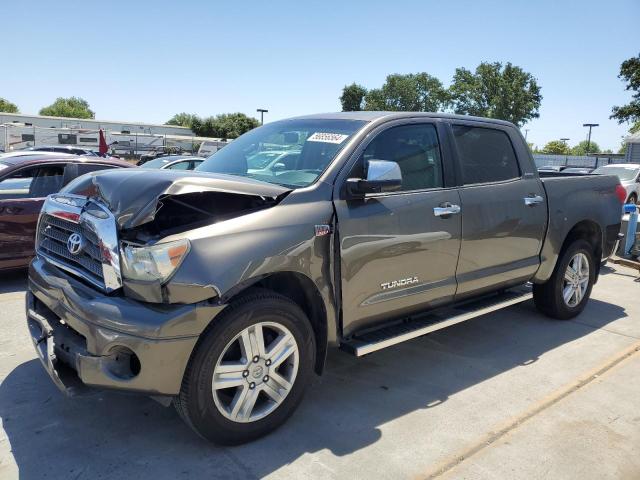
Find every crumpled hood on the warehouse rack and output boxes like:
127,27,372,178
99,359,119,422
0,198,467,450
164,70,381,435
62,168,290,229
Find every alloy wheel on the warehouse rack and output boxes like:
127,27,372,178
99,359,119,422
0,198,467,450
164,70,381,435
211,321,299,423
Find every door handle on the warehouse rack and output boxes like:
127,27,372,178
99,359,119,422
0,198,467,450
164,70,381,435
433,203,461,217
524,195,544,206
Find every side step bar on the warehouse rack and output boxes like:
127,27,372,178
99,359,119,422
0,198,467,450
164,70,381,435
341,285,533,357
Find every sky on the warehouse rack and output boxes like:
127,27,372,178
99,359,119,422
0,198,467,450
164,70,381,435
2,0,639,151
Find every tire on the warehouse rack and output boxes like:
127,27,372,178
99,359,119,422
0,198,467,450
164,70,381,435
533,239,595,320
174,290,315,445
628,193,638,205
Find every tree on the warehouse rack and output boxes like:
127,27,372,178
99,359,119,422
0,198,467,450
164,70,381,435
449,62,542,126
610,53,640,125
363,73,449,112
166,112,199,128
541,140,570,155
571,140,600,156
340,83,367,111
39,97,94,119
0,97,19,113
190,113,259,139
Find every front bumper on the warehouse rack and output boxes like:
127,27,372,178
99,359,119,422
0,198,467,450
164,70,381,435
27,257,225,396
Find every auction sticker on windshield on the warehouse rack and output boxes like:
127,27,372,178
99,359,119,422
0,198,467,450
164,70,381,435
307,132,349,144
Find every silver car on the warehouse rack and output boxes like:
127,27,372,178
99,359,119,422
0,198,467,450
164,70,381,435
593,164,640,204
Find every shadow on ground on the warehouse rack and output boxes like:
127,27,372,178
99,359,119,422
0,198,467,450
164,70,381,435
0,268,27,294
0,298,627,479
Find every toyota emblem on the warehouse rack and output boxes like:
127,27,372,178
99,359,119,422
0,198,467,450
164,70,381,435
67,233,85,255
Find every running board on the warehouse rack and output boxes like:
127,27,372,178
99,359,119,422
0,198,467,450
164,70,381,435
341,285,533,357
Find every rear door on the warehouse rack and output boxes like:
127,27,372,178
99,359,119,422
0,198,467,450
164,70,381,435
334,120,462,335
0,164,65,267
450,122,546,297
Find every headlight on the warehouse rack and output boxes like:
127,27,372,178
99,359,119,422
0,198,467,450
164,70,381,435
121,239,190,282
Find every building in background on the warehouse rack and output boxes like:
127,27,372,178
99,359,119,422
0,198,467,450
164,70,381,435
0,112,228,157
0,112,191,136
625,131,640,163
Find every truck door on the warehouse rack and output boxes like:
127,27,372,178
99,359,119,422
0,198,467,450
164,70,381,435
333,121,462,336
450,122,547,297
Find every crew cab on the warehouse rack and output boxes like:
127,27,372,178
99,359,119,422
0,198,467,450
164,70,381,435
26,112,623,444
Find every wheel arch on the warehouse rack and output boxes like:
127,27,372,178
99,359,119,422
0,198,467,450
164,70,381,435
556,220,603,281
220,271,331,375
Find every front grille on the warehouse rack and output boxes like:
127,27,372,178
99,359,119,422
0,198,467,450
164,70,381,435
38,214,105,286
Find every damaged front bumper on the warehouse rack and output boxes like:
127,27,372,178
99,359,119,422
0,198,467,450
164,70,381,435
27,256,226,396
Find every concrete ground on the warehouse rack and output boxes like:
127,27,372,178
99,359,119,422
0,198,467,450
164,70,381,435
0,265,638,480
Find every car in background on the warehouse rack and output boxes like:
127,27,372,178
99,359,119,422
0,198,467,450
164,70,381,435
592,163,640,204
0,154,133,270
25,146,100,156
139,155,204,170
561,167,594,174
246,149,301,173
538,165,567,173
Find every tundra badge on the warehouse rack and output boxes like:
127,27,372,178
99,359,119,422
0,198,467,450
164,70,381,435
380,276,419,290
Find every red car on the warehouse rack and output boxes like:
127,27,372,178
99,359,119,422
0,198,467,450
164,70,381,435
0,153,133,270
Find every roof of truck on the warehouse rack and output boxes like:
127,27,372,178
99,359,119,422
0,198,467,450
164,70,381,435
287,111,517,127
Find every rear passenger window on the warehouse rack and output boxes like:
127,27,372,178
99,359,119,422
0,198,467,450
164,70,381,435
362,123,443,192
452,126,520,185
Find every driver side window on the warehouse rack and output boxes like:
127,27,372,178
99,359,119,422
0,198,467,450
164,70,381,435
361,123,443,192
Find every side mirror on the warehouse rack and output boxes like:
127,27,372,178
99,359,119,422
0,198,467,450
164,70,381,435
346,160,402,198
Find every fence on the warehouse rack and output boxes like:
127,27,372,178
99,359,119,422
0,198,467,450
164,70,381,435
532,153,626,169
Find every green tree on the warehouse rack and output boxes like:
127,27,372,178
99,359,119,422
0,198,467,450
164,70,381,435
449,62,542,126
610,53,640,125
166,112,199,128
0,97,19,113
39,97,94,119
363,73,449,112
192,113,259,139
340,83,367,111
541,140,570,155
571,140,600,156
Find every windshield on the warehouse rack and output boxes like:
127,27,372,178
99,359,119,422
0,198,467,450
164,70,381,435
197,119,366,188
592,165,640,181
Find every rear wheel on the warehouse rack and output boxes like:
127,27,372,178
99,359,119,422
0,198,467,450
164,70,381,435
175,291,315,445
533,239,595,320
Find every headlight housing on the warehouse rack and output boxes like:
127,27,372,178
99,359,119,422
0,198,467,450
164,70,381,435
121,239,190,282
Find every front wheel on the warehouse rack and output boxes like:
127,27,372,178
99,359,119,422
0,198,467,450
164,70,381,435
533,239,595,320
174,291,315,445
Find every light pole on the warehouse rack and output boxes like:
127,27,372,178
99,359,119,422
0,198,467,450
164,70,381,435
524,129,529,141
257,109,268,125
582,123,599,153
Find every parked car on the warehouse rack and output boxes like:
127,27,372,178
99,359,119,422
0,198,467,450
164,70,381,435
25,146,100,156
140,155,204,170
592,163,640,204
538,165,567,172
26,112,624,445
561,167,594,174
0,154,132,270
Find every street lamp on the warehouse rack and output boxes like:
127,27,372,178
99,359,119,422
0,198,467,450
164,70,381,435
582,124,599,153
257,109,268,125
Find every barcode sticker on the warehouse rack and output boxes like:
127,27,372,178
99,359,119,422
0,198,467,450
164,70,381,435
307,132,349,144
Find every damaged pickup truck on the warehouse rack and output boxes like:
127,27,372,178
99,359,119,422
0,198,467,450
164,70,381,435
26,112,624,444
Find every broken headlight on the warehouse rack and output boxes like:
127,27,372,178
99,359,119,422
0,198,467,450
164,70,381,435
121,239,190,282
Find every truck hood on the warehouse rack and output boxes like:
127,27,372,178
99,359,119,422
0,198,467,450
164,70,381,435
62,168,291,229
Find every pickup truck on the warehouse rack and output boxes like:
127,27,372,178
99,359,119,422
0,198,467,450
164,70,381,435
26,112,624,445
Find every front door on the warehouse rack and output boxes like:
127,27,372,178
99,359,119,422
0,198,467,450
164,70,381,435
334,121,462,336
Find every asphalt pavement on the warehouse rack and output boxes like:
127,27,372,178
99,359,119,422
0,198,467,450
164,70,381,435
0,265,638,479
